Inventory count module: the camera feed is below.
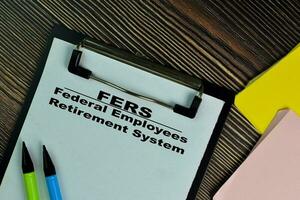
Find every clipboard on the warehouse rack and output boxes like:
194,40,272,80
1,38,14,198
0,25,234,200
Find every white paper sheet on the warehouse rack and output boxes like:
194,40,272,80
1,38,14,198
0,38,224,200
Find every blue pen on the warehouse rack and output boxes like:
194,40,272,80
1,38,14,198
43,145,63,200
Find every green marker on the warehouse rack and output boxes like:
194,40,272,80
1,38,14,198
22,142,40,200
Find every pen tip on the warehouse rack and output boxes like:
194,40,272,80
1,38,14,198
22,141,27,152
22,141,34,173
43,145,56,176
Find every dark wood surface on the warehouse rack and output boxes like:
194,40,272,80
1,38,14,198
0,1,299,199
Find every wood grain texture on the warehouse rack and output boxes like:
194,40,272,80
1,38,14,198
0,0,56,158
0,1,299,199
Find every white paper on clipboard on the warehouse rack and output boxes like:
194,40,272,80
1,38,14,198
0,37,227,200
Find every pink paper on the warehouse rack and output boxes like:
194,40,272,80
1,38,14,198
213,110,300,200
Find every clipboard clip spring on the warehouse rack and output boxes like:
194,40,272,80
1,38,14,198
68,41,203,118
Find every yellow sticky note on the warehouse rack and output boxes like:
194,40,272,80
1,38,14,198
235,44,300,134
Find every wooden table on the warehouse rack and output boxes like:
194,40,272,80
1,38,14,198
0,1,299,199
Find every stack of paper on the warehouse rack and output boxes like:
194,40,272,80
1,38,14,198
215,43,300,199
214,110,300,200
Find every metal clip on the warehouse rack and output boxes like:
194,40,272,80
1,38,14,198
68,39,203,118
